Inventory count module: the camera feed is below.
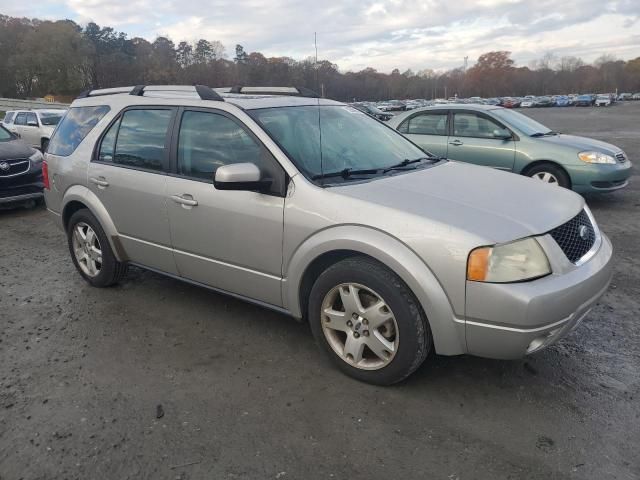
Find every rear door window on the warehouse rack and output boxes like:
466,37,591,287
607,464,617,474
48,106,110,156
25,112,38,126
404,112,448,135
14,113,26,126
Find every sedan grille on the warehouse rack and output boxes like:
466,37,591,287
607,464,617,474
615,152,626,163
0,159,30,177
548,209,596,264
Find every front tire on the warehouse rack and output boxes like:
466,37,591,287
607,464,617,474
308,256,431,385
525,163,570,189
67,209,127,287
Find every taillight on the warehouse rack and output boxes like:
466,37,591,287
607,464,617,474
42,160,50,190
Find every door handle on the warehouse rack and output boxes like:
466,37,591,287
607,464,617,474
89,176,109,187
449,139,463,146
171,194,198,207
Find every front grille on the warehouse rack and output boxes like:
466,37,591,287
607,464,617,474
615,152,626,163
0,159,30,177
549,210,596,264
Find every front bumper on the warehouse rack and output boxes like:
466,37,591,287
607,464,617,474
567,161,633,193
0,168,44,205
464,233,613,359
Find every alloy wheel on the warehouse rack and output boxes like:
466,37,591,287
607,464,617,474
532,171,559,185
72,222,103,277
321,283,399,370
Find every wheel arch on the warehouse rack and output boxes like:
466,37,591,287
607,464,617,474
61,186,127,262
520,160,572,187
284,225,466,356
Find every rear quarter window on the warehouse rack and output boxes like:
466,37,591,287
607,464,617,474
48,106,110,157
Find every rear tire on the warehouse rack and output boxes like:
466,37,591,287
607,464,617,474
308,256,431,385
67,209,127,287
525,163,570,189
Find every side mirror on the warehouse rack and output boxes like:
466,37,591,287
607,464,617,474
214,162,272,192
27,120,38,127
492,128,512,140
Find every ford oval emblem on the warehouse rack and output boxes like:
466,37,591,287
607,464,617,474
578,225,589,240
0,162,9,171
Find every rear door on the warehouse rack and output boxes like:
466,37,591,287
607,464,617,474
21,112,40,148
448,111,515,171
397,110,449,157
165,107,286,306
12,112,26,138
88,106,178,274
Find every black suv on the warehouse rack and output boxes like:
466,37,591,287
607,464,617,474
0,125,44,206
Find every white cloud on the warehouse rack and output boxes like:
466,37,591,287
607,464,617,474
12,0,640,72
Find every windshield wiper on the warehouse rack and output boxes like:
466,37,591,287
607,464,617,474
530,131,559,137
383,156,439,173
311,167,382,181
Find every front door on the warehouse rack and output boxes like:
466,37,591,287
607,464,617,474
397,110,449,158
166,108,286,307
448,111,515,171
88,107,178,274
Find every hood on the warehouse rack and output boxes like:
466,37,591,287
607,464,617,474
538,134,622,156
332,161,584,244
0,138,36,160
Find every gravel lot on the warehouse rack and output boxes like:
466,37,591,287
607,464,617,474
1,103,639,480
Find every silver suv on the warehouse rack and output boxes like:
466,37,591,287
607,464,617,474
44,85,613,385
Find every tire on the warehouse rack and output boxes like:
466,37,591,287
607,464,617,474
308,256,431,385
67,209,127,287
525,163,570,189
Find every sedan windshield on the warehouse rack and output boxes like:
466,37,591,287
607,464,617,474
39,112,64,126
249,105,432,182
490,108,552,136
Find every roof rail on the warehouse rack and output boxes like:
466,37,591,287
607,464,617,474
228,86,320,98
75,85,224,102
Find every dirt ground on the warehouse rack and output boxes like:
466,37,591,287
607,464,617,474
1,102,638,480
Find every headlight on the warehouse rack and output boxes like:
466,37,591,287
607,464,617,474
578,151,616,164
29,150,43,163
467,237,551,283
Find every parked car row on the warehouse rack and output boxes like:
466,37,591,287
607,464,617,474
356,92,636,116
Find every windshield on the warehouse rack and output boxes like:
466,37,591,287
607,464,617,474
0,126,13,141
490,108,552,136
249,105,430,182
39,112,64,126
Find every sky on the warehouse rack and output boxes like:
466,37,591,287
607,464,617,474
2,0,640,72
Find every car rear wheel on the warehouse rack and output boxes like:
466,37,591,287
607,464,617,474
67,209,127,287
308,256,431,385
526,164,570,188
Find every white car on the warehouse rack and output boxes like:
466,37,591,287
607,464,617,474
2,109,67,150
595,95,612,107
520,98,536,108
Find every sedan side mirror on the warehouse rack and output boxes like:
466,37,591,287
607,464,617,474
214,162,272,192
492,128,512,140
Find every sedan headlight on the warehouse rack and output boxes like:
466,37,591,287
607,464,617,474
29,149,43,163
467,237,551,283
578,151,616,164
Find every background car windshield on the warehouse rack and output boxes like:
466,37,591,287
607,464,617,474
250,105,427,179
491,108,551,136
39,112,64,126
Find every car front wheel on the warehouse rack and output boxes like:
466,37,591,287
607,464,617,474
526,163,570,188
308,256,431,385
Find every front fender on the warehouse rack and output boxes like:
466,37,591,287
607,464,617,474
283,225,466,356
61,185,127,262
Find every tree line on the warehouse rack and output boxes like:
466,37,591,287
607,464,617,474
1,15,639,102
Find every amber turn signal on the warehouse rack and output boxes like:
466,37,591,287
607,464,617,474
467,247,491,281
